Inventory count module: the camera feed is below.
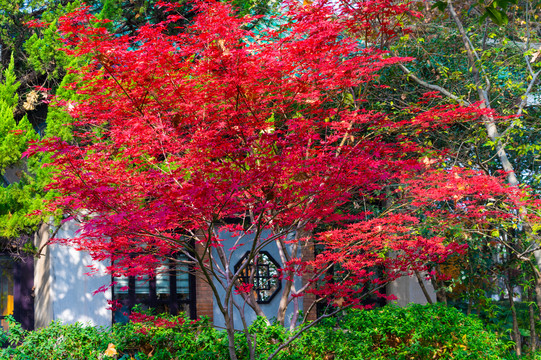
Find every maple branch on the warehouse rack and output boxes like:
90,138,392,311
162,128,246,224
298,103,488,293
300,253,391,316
35,221,63,259
393,59,467,105
95,52,146,118
231,293,256,360
267,305,343,360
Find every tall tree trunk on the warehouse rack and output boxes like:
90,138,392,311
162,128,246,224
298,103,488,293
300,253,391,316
529,286,537,353
432,264,448,305
224,312,239,360
414,270,433,304
276,227,310,326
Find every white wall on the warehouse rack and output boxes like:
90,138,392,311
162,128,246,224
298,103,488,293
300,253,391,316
36,221,111,327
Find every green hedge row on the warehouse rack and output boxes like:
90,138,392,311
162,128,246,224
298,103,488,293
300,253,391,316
0,304,513,359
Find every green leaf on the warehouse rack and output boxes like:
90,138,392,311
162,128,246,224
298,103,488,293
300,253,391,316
431,1,447,11
479,12,489,25
483,6,508,26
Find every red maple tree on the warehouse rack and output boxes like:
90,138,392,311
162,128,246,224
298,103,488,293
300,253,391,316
27,1,540,358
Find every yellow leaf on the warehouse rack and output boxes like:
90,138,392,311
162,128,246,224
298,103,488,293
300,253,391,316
104,343,117,357
333,297,345,306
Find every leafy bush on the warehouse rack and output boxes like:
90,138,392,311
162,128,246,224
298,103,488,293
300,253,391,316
0,316,111,359
249,304,512,359
323,304,511,360
450,297,540,351
0,313,227,360
110,313,228,359
0,304,513,359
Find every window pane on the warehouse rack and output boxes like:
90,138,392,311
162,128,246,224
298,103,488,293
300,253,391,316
113,304,130,324
175,256,190,295
112,254,195,322
135,276,150,295
156,264,169,295
113,276,129,294
233,252,281,303
176,271,190,295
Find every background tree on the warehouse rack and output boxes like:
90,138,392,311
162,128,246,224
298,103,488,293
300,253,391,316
359,0,541,354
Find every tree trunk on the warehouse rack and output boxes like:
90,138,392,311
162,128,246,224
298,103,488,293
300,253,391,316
432,264,447,305
224,312,239,360
276,277,294,326
529,286,537,353
414,270,433,304
505,276,522,357
276,227,310,326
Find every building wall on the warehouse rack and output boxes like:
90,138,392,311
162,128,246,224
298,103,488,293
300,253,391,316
34,221,112,328
33,223,52,328
211,230,304,330
387,273,436,307
300,234,317,322
32,221,435,329
195,244,214,322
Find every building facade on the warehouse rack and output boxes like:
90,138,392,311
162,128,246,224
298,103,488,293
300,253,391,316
0,221,436,330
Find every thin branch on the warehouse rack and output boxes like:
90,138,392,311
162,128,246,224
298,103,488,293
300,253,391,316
35,221,64,258
393,60,467,105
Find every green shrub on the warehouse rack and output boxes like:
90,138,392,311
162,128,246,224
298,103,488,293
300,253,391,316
110,313,228,359
0,316,111,359
239,304,512,359
322,304,511,360
0,304,513,360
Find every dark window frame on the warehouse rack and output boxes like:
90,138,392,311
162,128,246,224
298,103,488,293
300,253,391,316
234,250,282,304
112,255,196,323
